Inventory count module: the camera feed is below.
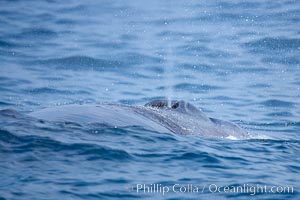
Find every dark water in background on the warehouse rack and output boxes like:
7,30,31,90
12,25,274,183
0,0,300,199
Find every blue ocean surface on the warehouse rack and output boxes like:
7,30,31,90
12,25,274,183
0,0,300,199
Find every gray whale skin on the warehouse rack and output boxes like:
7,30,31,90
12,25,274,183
30,100,250,140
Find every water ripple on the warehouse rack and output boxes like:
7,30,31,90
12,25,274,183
260,99,295,108
34,56,123,71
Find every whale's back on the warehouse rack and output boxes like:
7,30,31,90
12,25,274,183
30,104,172,133
29,101,251,139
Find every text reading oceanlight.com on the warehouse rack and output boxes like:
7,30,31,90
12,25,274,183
129,183,294,196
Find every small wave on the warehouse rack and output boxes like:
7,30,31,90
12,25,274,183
0,101,14,106
218,2,260,9
170,152,220,164
245,37,300,52
174,83,222,93
266,111,293,117
24,87,72,95
0,129,132,161
248,83,271,88
260,99,295,108
34,56,123,71
0,40,19,48
76,144,133,161
58,5,86,13
55,18,76,25
23,87,91,95
177,44,210,56
247,121,300,128
122,52,162,65
177,63,214,73
0,129,23,144
261,56,299,65
14,28,57,39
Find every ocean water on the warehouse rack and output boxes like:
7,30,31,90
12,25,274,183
0,0,300,199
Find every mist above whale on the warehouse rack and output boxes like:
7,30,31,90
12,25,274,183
29,100,251,140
